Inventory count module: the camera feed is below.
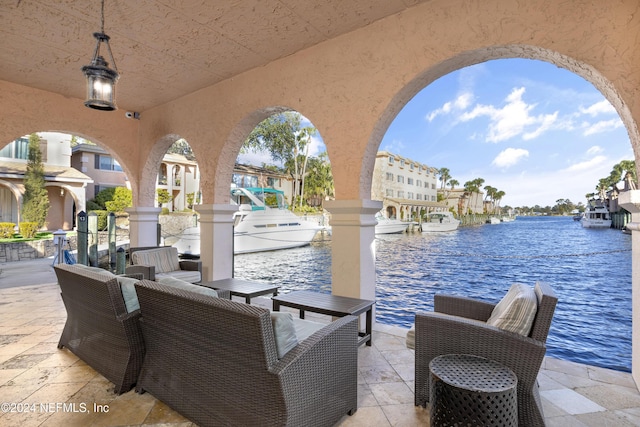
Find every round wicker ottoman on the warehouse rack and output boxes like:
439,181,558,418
429,354,518,427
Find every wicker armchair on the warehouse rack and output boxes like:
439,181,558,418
414,281,557,427
134,280,359,426
54,264,145,394
126,246,202,283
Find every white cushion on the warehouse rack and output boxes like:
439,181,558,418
116,276,140,313
156,276,218,298
406,325,415,349
271,312,298,358
156,270,201,284
270,312,325,358
487,283,538,336
132,247,180,273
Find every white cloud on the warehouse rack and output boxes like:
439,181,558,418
426,92,473,122
563,155,608,172
582,118,624,136
586,146,603,155
458,87,558,143
382,138,406,154
579,99,616,117
492,148,529,168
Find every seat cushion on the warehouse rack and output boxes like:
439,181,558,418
156,276,218,298
270,312,325,358
487,283,538,336
156,270,201,284
132,247,181,273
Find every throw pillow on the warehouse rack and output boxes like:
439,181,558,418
116,276,140,313
156,276,218,298
270,312,298,358
487,283,538,336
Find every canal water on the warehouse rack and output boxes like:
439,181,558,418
234,216,632,372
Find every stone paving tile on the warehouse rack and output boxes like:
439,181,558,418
1,283,640,426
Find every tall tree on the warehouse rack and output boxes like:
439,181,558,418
438,167,451,190
21,133,49,228
244,112,316,207
303,152,334,204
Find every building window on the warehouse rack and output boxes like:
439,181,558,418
388,156,394,164
417,194,422,200
407,178,414,185
386,189,394,197
386,172,394,180
410,163,414,170
95,154,122,171
416,180,421,187
397,175,404,184
431,195,436,201
397,191,405,198
0,138,29,160
400,159,405,168
431,183,436,189
232,173,258,188
407,192,414,199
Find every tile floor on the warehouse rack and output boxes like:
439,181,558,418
1,282,640,426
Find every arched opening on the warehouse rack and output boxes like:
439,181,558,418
371,55,634,373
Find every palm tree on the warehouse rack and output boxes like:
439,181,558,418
438,167,451,190
494,190,505,214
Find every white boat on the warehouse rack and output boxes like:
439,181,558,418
581,202,612,229
420,212,460,232
172,187,323,255
487,216,501,224
375,213,408,234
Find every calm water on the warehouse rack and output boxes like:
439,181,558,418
234,216,632,372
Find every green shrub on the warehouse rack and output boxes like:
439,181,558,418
86,200,102,211
18,222,39,239
0,222,15,238
105,187,132,212
161,207,170,215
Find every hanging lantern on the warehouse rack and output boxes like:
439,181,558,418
82,1,119,111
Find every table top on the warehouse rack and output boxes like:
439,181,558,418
202,278,278,293
272,290,375,317
430,354,517,393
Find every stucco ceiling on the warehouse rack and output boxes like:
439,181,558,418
1,0,425,112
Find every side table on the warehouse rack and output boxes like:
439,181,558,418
429,354,518,427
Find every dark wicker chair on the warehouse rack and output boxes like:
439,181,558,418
134,280,359,427
414,281,557,427
54,264,145,394
126,246,202,283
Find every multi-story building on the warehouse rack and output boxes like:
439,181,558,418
0,132,92,230
371,151,446,220
73,143,294,212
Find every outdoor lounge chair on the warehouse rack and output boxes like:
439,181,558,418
54,264,146,394
134,279,359,426
126,246,202,283
412,281,557,427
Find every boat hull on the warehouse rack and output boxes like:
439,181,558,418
375,220,408,234
420,222,459,232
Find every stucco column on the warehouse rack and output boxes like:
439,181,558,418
125,207,162,247
194,204,237,281
618,190,640,389
325,199,382,303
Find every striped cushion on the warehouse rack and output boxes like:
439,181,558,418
487,283,538,336
132,247,181,273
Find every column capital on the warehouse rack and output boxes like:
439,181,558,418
194,204,238,223
124,206,162,220
324,199,382,227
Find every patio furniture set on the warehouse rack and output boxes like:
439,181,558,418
54,246,557,426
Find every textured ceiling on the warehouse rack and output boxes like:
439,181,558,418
0,0,425,112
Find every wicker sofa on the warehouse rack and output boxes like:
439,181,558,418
134,280,359,426
126,246,202,283
412,281,557,427
54,264,146,394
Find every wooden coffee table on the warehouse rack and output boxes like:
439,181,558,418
200,278,279,304
272,290,375,346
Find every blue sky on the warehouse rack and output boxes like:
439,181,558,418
239,58,633,208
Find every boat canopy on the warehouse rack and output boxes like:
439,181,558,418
231,187,288,211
